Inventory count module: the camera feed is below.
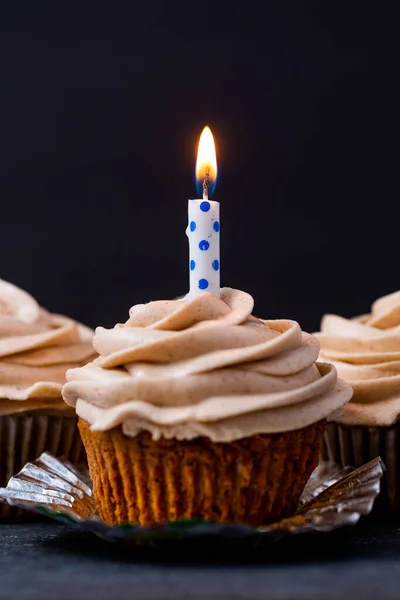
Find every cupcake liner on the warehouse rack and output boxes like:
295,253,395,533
0,414,85,519
0,452,383,545
79,418,326,527
322,422,400,515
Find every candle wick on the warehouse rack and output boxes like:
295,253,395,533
203,167,210,200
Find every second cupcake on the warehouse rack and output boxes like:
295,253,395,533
0,278,95,516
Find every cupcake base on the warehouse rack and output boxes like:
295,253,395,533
322,422,400,516
79,419,326,526
0,413,85,519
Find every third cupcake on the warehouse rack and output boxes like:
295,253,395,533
316,290,400,514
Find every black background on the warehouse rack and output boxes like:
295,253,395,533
0,2,394,333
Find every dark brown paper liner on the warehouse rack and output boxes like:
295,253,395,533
322,422,400,515
0,414,85,519
79,419,326,526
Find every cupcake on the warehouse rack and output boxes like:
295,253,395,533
0,278,95,515
63,288,352,527
316,290,400,513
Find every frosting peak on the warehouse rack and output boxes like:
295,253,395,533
63,288,352,441
0,279,95,413
316,290,400,426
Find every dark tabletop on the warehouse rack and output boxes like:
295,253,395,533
1,520,400,600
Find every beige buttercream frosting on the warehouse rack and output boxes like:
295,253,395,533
63,288,352,441
0,278,95,414
316,290,400,426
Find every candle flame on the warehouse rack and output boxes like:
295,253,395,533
195,126,217,199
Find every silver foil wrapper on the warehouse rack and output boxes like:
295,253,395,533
0,452,383,544
0,414,85,519
322,422,399,515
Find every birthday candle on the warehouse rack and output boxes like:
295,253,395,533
186,126,220,298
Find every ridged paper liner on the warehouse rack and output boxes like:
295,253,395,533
322,422,400,515
0,452,383,545
79,419,326,527
0,414,85,519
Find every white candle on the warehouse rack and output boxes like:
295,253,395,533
187,198,220,297
186,127,220,298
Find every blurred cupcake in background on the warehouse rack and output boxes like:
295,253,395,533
0,278,95,518
316,290,400,514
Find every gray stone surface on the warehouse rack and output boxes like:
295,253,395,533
1,521,400,600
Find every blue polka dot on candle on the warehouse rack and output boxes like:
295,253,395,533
198,278,209,290
200,201,210,212
212,259,220,271
213,221,220,232
190,260,196,271
199,240,210,251
190,221,196,232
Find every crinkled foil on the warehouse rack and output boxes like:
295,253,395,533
0,414,85,519
0,453,383,545
323,422,400,515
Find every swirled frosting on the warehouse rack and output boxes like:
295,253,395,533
316,290,400,426
63,288,352,441
0,279,95,415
